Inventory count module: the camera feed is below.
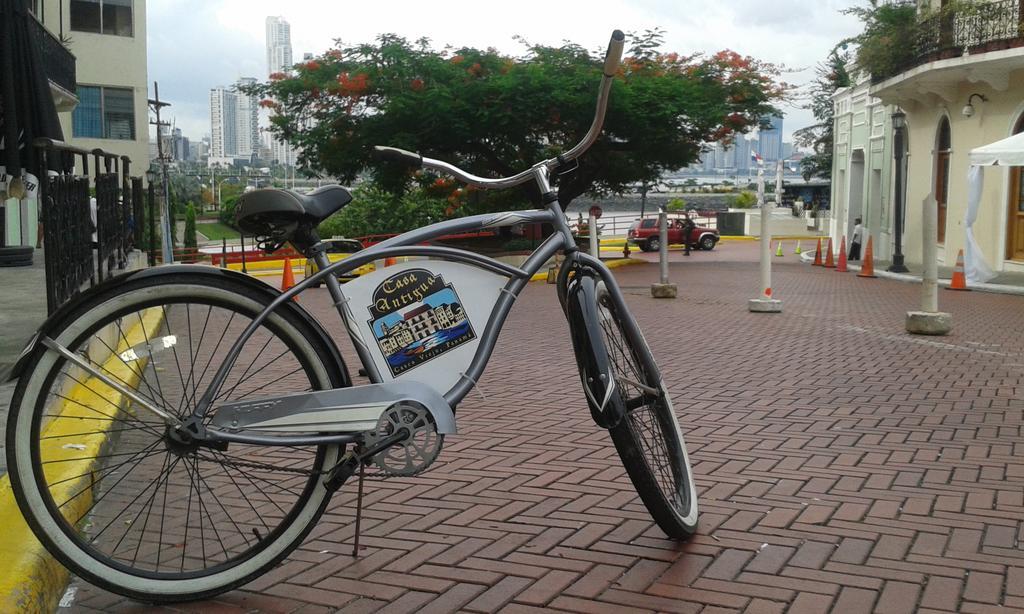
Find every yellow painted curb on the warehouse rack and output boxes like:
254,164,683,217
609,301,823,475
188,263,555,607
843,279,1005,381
0,308,164,614
529,258,646,282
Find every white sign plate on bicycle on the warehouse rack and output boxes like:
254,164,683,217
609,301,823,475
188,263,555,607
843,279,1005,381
340,259,506,394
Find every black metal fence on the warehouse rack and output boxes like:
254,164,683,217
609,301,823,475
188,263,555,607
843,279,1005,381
886,0,1024,80
28,11,76,94
34,138,149,314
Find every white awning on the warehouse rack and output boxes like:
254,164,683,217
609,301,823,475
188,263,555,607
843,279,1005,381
969,131,1024,167
962,132,1024,283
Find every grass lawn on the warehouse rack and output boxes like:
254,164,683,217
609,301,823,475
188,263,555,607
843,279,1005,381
196,222,240,241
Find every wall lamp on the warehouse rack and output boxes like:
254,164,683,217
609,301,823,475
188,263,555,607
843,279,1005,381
962,93,988,118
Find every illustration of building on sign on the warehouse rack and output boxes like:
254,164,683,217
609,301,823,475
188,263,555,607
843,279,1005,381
377,303,467,357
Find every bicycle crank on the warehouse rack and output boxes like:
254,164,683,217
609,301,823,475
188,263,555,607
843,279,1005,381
362,402,444,477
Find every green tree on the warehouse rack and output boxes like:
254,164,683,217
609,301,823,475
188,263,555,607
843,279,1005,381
246,30,787,211
793,51,850,182
842,1,920,82
184,203,198,249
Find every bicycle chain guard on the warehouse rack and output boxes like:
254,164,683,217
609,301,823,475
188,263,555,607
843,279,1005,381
362,402,443,476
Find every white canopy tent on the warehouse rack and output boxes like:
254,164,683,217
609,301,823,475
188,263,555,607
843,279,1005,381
964,131,1024,283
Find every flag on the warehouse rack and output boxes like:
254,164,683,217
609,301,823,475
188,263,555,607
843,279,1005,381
751,150,763,165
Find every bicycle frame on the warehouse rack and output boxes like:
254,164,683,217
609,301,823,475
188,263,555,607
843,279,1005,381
189,165,632,447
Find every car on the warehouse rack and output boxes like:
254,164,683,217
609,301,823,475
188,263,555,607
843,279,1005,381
303,238,376,286
627,217,720,252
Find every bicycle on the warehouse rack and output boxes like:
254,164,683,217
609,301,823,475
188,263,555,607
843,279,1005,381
4,30,697,604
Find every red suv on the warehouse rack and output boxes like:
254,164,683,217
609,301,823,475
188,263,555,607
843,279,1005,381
628,218,720,252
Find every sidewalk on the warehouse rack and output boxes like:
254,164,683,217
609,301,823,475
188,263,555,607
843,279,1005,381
62,243,1024,613
0,251,50,475
801,250,1024,296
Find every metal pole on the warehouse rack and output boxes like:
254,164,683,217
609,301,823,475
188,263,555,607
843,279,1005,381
659,209,669,285
152,82,174,264
758,167,770,297
147,180,157,266
240,234,248,274
221,237,228,268
890,121,909,273
589,212,599,258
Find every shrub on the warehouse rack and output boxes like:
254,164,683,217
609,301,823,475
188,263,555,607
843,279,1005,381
730,191,758,209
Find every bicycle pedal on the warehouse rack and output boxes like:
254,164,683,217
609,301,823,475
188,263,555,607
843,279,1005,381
324,453,360,492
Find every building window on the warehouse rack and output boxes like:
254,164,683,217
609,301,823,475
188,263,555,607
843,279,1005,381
72,86,136,140
934,117,951,244
70,0,133,36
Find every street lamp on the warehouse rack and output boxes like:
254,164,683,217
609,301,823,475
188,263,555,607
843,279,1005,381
889,111,909,273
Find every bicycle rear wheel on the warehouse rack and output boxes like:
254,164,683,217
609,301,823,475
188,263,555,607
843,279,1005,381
594,281,698,538
6,272,346,602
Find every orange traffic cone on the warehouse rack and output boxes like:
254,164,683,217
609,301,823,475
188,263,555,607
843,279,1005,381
384,257,398,267
836,237,848,272
813,238,823,266
281,256,298,300
823,238,836,268
858,236,877,278
947,249,970,291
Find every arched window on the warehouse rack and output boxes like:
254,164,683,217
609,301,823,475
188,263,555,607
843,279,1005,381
935,117,952,244
1007,114,1024,260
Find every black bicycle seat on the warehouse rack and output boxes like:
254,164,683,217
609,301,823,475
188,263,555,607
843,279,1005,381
235,185,353,237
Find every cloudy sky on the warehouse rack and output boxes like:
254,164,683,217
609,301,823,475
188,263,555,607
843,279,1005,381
147,0,868,147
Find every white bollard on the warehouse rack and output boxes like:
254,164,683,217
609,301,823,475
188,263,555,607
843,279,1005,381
906,193,951,335
749,163,782,313
588,213,599,258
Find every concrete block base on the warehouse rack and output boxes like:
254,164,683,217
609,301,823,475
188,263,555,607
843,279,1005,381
650,283,678,299
906,311,952,336
748,299,783,313
546,265,558,284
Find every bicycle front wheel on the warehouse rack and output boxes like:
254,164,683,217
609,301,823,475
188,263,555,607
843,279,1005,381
595,282,698,538
6,272,346,603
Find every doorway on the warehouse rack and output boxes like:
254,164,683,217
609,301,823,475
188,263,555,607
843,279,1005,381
1006,114,1024,260
848,150,865,240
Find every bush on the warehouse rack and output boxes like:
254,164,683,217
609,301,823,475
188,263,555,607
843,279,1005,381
317,184,451,238
666,198,687,212
729,191,758,209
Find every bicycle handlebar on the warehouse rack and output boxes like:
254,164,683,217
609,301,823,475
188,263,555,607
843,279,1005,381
372,29,625,192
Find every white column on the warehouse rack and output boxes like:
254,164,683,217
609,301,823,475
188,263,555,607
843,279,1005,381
905,193,951,334
589,212,599,258
749,163,782,313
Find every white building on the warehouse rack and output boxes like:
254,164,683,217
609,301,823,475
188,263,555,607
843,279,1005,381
235,77,259,159
209,86,237,160
265,16,293,77
265,16,297,168
38,0,150,170
860,0,1024,274
209,78,259,165
5,0,149,247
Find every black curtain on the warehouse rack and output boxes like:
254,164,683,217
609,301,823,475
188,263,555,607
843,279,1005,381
0,0,66,194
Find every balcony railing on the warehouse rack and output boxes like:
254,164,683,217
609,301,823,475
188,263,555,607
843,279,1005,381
876,0,1024,82
29,14,76,94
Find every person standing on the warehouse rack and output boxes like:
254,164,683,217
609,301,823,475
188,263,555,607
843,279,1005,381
849,217,864,261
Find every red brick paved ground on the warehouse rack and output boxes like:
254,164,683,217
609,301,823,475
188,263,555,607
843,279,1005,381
63,242,1024,613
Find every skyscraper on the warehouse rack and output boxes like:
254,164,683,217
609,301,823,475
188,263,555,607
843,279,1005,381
209,86,238,161
266,16,297,167
758,115,784,164
235,77,260,159
209,78,259,164
266,17,293,76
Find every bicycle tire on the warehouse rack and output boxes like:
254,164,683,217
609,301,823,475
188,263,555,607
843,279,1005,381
6,272,346,603
594,280,698,538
